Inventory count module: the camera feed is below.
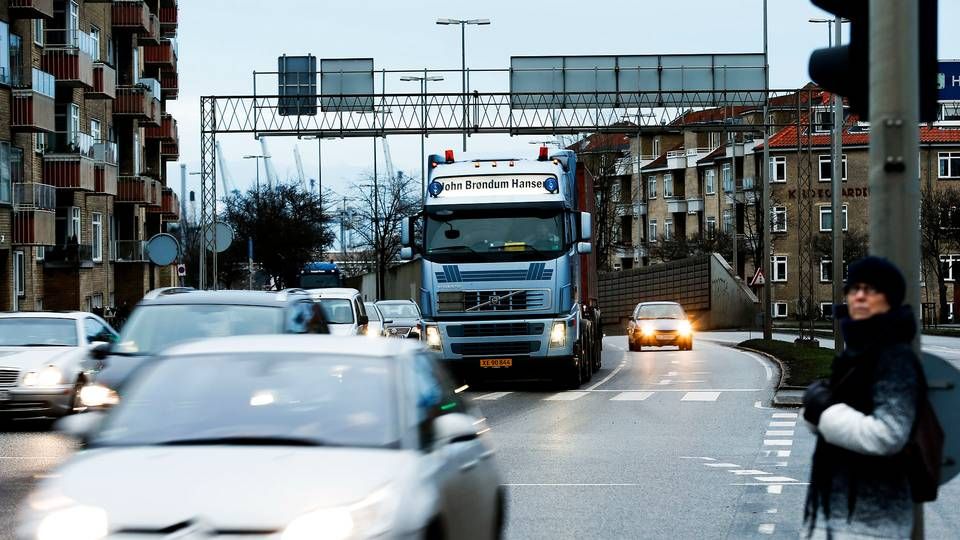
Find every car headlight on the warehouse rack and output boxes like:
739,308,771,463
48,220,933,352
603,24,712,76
678,320,693,336
37,505,108,540
641,324,654,337
425,325,442,351
549,321,566,348
282,485,397,540
23,366,63,388
79,384,120,408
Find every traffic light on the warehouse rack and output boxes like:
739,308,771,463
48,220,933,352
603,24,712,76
808,0,939,122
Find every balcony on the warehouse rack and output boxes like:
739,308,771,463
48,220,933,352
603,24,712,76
159,69,178,100
666,147,715,170
159,2,178,38
112,1,151,35
151,188,180,219
636,201,647,216
143,39,177,71
116,240,147,262
686,197,705,214
86,63,117,99
44,243,94,268
140,14,161,45
145,114,178,142
12,183,56,246
148,179,162,208
41,29,95,88
115,79,162,126
11,70,56,133
9,0,54,19
667,197,688,214
93,141,118,196
42,132,96,191
117,175,156,205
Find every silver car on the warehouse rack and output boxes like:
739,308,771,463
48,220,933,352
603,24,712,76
364,302,387,337
627,301,694,351
20,336,504,540
375,300,423,339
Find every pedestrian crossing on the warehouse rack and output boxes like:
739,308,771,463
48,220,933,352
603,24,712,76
470,389,754,403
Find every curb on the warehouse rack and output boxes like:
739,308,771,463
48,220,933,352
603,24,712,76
727,344,804,408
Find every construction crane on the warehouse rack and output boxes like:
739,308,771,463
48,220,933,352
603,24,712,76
214,141,238,196
381,138,396,182
293,146,308,191
260,138,280,188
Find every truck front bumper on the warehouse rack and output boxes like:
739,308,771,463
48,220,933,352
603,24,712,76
426,313,577,369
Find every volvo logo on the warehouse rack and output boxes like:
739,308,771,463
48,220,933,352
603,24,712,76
489,295,501,305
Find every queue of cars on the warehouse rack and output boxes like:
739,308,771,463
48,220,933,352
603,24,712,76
2,287,498,539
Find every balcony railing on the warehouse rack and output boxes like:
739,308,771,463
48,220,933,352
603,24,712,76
9,0,54,19
43,132,96,191
46,132,96,158
112,1,151,34
41,29,94,87
685,197,705,214
140,14,161,45
117,176,156,204
11,71,56,132
143,39,177,70
87,63,117,99
44,243,94,267
145,114,177,142
13,210,55,246
159,3,178,38
161,139,180,160
159,69,178,99
115,80,162,125
666,197,688,214
636,201,648,216
13,183,56,211
93,140,118,165
115,240,146,262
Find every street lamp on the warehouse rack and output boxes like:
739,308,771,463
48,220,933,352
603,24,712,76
436,17,490,152
808,17,849,47
401,74,445,195
354,109,392,300
243,154,266,191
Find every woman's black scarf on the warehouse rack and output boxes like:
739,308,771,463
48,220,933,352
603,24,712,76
803,305,916,534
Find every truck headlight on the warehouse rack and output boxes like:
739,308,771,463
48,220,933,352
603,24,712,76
37,505,108,540
23,366,63,387
549,321,566,348
425,325,442,351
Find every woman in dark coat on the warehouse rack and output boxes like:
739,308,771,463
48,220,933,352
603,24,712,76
802,256,923,539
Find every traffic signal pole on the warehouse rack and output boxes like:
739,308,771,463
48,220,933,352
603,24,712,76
830,15,845,355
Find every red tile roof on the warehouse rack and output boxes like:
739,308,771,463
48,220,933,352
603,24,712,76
640,143,684,171
755,115,960,150
696,145,727,164
566,129,632,153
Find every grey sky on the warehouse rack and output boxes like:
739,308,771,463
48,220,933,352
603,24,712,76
165,0,959,205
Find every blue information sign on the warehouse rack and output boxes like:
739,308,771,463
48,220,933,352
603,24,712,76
939,61,960,101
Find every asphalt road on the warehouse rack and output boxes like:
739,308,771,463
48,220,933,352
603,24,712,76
1,333,956,539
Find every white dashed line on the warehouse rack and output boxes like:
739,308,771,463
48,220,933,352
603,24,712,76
667,371,679,376
473,392,512,401
777,450,791,457
763,439,793,446
610,391,654,401
658,379,673,385
730,470,770,476
756,476,799,483
769,421,796,427
544,391,588,401
705,463,741,468
758,523,776,535
681,391,721,401
772,412,798,419
765,430,795,437
767,485,784,494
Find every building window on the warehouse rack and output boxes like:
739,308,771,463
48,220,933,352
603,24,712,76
664,173,674,198
90,119,101,143
35,133,47,154
647,175,657,199
69,206,81,242
36,298,43,310
649,220,658,243
723,209,733,233
90,26,101,62
653,136,661,157
109,214,117,261
706,216,717,239
772,302,788,318
36,246,45,261
0,21,10,86
14,250,25,299
820,259,849,283
68,103,81,146
722,163,733,193
9,33,22,87
813,108,832,133
771,156,787,183
0,142,11,204
133,131,141,174
92,213,103,262
33,19,44,47
772,206,787,233
709,132,721,149
704,168,716,195
91,293,103,310
820,302,835,319
665,218,674,239
950,302,955,322
772,255,788,282
818,154,848,182
819,205,849,232
939,152,960,179
68,0,80,33
940,254,960,281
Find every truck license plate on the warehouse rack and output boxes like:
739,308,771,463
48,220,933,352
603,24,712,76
0,389,10,401
480,358,512,368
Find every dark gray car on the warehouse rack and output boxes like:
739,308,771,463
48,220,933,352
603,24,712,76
375,300,423,339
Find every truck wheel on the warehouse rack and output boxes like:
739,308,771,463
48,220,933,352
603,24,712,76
558,357,582,390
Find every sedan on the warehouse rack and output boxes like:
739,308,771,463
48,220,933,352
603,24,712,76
627,301,694,351
376,300,423,339
364,302,387,337
21,336,504,540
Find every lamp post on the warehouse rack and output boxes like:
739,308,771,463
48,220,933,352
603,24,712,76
436,18,490,152
355,109,392,300
401,74,445,197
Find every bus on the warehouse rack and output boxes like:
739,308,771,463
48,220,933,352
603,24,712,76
299,261,343,289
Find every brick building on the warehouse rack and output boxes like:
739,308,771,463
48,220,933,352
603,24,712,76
0,0,180,319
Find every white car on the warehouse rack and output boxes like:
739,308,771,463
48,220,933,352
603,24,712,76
20,336,504,540
308,288,370,336
0,312,117,421
364,302,387,337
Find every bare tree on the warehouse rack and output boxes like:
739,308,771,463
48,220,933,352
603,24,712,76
920,186,960,322
578,147,631,271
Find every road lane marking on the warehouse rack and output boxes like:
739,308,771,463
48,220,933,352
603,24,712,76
610,391,654,401
758,524,776,535
679,456,716,460
658,379,673,385
731,470,770,475
667,371,678,376
756,476,799,483
737,350,774,381
767,485,784,494
679,380,706,383
544,391,588,401
763,439,793,446
754,400,775,410
584,388,760,392
772,412,798,419
777,450,791,457
681,391,720,401
473,392,512,401
704,463,741,468
765,430,795,437
769,421,796,427
585,360,628,391
502,483,645,487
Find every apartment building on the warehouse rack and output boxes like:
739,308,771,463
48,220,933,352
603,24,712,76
0,0,180,319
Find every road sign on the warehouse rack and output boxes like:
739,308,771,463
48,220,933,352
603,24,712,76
145,233,180,266
750,268,765,287
921,353,960,485
177,264,186,277
203,222,234,253
938,61,960,101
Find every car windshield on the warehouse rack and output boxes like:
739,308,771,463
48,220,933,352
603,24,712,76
299,273,340,288
315,299,355,324
636,304,686,320
115,305,285,355
0,318,78,347
424,208,567,263
377,303,420,319
364,304,381,321
91,353,399,448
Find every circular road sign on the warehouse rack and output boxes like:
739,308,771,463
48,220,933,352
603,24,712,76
145,233,180,266
204,222,235,253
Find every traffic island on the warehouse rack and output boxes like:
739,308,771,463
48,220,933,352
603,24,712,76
738,339,835,407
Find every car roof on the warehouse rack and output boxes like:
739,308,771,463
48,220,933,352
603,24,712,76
636,301,682,306
0,311,89,320
375,299,417,305
308,288,360,299
140,290,309,307
163,334,425,357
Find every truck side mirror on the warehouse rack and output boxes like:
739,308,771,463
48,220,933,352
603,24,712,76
399,247,413,261
401,219,411,247
576,241,593,254
580,212,592,241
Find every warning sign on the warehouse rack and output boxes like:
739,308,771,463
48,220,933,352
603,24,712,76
750,268,765,287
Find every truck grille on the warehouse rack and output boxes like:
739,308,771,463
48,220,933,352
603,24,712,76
0,369,19,387
438,290,549,312
448,323,545,338
452,341,541,356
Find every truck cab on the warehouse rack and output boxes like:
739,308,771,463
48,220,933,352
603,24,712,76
401,148,601,388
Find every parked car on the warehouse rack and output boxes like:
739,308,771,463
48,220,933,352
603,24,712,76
308,288,369,336
24,336,505,540
627,301,694,351
0,312,117,421
364,302,387,337
375,299,423,339
79,288,325,408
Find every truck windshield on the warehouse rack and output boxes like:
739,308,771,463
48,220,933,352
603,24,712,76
424,209,567,262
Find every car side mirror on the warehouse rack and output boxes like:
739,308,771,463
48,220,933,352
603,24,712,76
432,413,478,448
91,342,112,360
55,411,106,445
401,219,411,247
382,319,394,325
576,241,592,254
